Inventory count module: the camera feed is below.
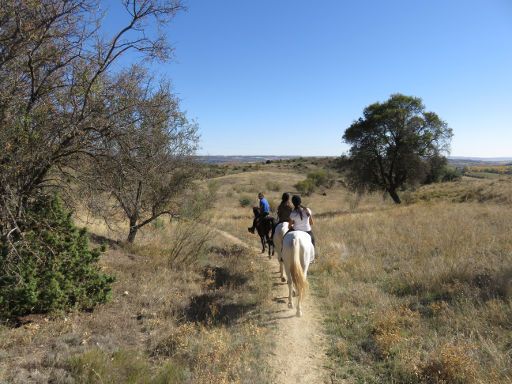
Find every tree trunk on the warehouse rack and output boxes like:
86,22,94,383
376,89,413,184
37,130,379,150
127,217,138,243
387,188,401,204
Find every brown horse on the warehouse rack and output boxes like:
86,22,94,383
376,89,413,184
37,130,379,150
250,207,275,257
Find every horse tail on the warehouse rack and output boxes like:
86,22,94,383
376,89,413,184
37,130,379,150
290,237,308,300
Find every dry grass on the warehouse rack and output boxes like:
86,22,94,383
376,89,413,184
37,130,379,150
406,177,512,205
313,180,512,383
0,213,273,383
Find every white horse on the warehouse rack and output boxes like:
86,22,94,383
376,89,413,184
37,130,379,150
281,230,315,317
272,221,289,282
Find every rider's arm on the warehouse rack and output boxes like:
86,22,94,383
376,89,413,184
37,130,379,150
307,208,313,226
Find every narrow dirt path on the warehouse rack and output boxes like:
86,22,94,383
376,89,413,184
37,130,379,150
216,229,329,383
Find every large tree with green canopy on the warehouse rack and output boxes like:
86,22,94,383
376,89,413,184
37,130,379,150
342,94,453,203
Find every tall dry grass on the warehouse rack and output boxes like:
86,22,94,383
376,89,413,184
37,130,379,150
315,197,512,383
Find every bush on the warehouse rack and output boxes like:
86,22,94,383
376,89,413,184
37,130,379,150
441,166,462,182
166,221,211,269
0,194,114,319
295,179,316,196
307,170,329,187
295,169,335,196
239,196,252,207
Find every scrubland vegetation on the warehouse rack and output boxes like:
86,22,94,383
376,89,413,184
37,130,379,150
313,179,512,383
1,156,511,383
0,210,273,383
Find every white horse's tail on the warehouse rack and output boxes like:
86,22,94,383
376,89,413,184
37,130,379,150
290,237,308,300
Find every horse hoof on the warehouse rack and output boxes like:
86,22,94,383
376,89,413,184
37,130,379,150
268,254,272,260
288,302,293,309
296,310,303,317
281,277,286,283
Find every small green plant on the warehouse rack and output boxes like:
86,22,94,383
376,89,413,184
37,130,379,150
239,196,252,207
295,169,335,195
151,217,165,230
295,179,316,196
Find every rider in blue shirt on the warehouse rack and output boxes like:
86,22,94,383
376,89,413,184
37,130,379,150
248,192,270,233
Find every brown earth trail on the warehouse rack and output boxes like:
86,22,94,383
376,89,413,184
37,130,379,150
216,229,330,383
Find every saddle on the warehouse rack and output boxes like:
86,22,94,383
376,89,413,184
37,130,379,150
256,215,274,226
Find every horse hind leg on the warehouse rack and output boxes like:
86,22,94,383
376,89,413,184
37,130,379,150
279,261,286,283
287,279,293,309
284,262,293,308
296,297,303,317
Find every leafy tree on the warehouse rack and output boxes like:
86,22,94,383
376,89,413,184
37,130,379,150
342,94,452,203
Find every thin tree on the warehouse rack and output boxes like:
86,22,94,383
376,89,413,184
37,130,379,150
80,67,199,243
0,0,184,242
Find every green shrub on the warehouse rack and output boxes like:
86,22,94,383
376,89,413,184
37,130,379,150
307,169,328,186
295,179,316,196
295,170,335,196
441,166,462,182
308,169,335,188
239,196,252,207
0,194,114,319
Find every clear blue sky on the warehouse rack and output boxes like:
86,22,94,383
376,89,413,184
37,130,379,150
104,0,512,157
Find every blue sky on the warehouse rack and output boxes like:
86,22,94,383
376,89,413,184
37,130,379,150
104,0,512,157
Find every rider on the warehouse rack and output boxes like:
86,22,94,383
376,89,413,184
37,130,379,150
248,192,271,234
271,192,293,238
288,194,315,247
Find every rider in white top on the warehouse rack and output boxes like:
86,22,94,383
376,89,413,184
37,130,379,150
289,195,315,247
290,207,312,231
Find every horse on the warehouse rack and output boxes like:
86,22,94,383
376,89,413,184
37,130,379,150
272,221,289,282
251,207,274,257
281,230,315,317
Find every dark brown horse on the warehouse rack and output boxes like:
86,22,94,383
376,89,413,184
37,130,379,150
250,207,274,257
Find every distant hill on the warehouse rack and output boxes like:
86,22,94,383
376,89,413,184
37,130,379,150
449,156,512,161
448,157,512,168
196,155,512,166
196,155,300,164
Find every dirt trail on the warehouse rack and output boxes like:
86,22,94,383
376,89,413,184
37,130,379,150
216,229,329,383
